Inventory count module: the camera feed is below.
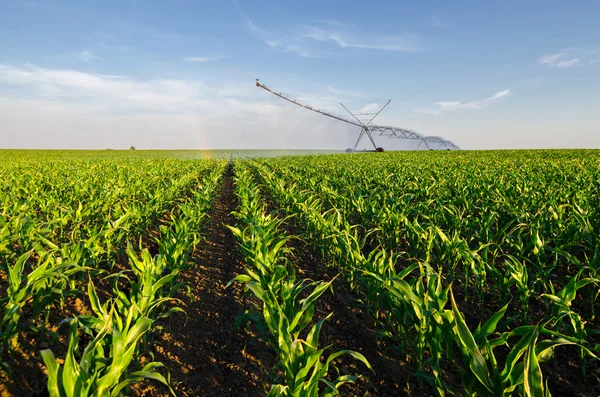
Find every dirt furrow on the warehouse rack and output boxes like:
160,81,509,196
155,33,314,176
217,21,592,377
146,165,269,397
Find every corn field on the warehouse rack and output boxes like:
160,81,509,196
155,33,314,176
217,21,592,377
0,149,599,396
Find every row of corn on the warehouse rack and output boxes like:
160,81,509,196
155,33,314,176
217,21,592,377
228,164,371,396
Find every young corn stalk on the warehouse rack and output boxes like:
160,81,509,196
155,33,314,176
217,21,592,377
1,250,83,357
41,302,173,397
448,289,597,396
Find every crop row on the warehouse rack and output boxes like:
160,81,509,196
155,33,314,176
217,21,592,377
228,163,370,396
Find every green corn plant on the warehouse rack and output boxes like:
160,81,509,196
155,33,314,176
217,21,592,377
449,288,596,396
354,247,403,325
1,251,81,354
228,217,293,288
541,272,599,366
117,243,185,321
549,247,600,319
267,313,372,397
504,255,532,322
41,304,173,397
363,262,450,395
242,274,371,396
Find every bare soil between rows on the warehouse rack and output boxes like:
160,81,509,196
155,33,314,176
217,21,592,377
140,165,270,396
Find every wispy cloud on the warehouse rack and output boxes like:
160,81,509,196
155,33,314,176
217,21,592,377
538,53,581,68
241,17,322,58
538,48,600,68
357,103,385,113
184,56,223,63
233,0,266,37
239,10,423,57
79,50,102,62
300,26,421,52
0,63,209,112
246,19,266,35
417,90,511,115
315,19,352,28
282,44,320,58
430,15,450,28
0,63,290,114
265,40,281,47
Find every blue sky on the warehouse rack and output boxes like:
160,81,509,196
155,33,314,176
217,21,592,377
1,0,599,150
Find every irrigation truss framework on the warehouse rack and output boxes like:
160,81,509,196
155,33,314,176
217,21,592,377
256,79,459,151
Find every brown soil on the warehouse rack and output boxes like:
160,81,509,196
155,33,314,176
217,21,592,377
138,165,270,396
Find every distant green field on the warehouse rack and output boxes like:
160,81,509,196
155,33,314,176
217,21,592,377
0,148,343,161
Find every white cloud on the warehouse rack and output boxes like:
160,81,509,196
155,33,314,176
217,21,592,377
282,44,320,58
538,53,581,68
538,53,564,65
241,19,321,58
538,48,600,68
79,50,102,62
417,89,511,115
246,19,265,34
265,40,281,47
184,56,222,63
301,26,420,52
430,16,449,28
0,63,223,113
555,58,581,68
243,17,310,56
358,103,384,113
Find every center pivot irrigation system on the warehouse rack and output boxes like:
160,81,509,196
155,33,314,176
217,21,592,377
256,79,459,151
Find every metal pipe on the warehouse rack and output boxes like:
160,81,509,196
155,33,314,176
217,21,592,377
256,80,362,127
